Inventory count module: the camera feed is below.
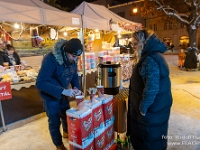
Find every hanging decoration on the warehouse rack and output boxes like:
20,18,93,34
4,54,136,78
117,22,141,31
49,28,58,40
88,31,94,41
109,19,142,32
0,23,24,41
95,32,100,39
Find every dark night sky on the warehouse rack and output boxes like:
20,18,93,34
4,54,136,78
59,0,97,11
59,0,134,11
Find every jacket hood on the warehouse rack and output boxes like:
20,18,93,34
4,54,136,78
52,38,67,65
142,34,167,56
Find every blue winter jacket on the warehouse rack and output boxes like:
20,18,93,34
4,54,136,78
36,41,80,101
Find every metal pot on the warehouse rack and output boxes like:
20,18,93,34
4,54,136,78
97,62,121,95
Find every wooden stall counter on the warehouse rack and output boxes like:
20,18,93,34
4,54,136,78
78,69,97,93
0,81,43,128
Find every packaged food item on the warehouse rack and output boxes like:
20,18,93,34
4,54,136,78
95,95,114,127
12,75,20,83
84,99,105,134
69,140,94,150
1,74,12,83
94,128,106,150
0,65,4,73
104,124,114,149
66,108,94,149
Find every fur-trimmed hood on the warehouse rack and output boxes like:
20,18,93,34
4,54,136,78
52,38,67,65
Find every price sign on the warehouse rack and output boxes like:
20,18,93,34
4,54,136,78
0,82,12,101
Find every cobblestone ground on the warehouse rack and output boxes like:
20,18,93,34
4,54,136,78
0,55,199,150
166,55,200,150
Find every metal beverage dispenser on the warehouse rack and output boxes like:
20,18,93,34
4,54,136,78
97,62,121,95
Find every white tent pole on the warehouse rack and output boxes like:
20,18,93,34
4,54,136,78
80,15,86,98
0,101,7,132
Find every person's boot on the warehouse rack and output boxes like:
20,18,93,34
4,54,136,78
63,131,68,138
56,144,67,150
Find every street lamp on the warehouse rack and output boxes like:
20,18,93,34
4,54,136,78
131,5,138,22
133,8,138,14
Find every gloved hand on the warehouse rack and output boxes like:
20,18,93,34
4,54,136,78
62,89,76,98
73,87,83,96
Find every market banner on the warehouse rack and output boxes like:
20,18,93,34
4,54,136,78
0,82,12,101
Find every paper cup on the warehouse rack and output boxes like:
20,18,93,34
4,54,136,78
14,65,21,72
90,94,95,101
97,85,104,98
3,62,9,69
3,62,9,66
75,96,84,109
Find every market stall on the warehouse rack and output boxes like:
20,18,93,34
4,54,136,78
0,0,82,128
70,2,142,149
71,1,142,95
0,82,43,127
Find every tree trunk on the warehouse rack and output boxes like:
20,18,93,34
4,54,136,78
185,26,198,69
186,26,197,48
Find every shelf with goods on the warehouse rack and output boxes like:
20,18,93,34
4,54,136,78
0,65,38,85
0,66,42,129
77,48,121,73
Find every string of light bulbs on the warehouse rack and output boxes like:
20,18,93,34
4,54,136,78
0,23,24,41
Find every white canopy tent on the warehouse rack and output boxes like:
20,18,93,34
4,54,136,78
71,1,142,95
0,0,81,27
71,1,142,31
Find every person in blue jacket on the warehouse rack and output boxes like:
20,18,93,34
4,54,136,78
127,29,173,150
36,38,83,150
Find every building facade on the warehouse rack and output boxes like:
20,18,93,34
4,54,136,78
93,0,200,50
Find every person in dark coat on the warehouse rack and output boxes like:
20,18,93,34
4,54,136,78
4,44,21,66
0,51,10,66
184,47,198,70
127,29,173,150
36,38,83,150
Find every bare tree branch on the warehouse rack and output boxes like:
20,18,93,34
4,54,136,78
151,0,189,24
164,8,189,19
193,15,200,27
193,0,198,7
184,0,192,7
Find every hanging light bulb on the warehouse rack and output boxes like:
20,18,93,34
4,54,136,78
118,34,121,38
95,29,99,32
14,23,20,29
63,31,67,36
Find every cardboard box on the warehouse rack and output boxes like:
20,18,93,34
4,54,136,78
94,128,106,150
95,95,114,127
66,108,94,148
108,143,117,150
69,140,94,150
105,124,114,148
84,99,105,133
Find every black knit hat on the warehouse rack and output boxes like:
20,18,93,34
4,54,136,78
63,38,83,56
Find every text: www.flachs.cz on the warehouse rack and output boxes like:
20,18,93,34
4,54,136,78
167,141,200,145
